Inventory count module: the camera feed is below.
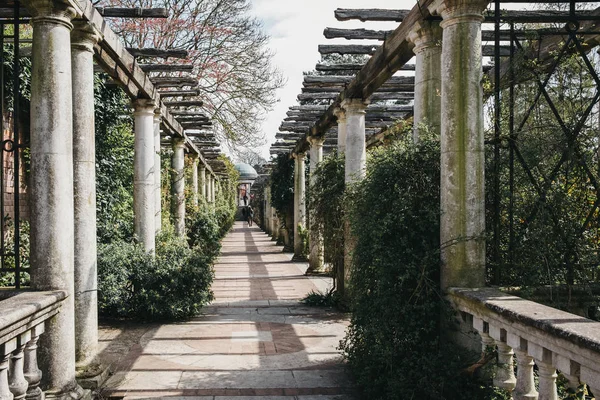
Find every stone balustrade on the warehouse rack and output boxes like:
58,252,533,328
0,290,67,400
449,287,600,399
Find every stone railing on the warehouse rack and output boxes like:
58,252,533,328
0,290,67,400
449,287,600,399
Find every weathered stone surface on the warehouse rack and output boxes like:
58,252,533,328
293,153,306,259
153,110,162,233
407,20,442,143
133,99,157,254
171,138,186,237
431,0,487,289
307,138,324,273
71,21,100,369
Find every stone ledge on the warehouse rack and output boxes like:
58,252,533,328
0,290,67,344
449,287,600,355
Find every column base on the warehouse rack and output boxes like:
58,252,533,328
45,383,89,400
291,254,308,262
76,362,110,390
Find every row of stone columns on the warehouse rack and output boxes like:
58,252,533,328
291,0,488,294
23,0,221,395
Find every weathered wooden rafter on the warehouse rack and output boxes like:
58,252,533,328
150,77,198,88
158,89,201,98
319,44,510,57
126,48,188,59
297,92,414,102
96,7,168,18
140,64,194,72
164,100,204,107
334,8,600,23
169,110,206,116
289,104,413,113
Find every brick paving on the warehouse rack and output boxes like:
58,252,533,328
98,222,354,400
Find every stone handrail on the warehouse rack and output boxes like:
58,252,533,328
449,287,600,399
0,290,67,400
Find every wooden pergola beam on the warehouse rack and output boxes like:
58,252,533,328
158,89,200,98
165,100,204,107
334,8,600,23
150,77,198,88
319,44,510,57
297,91,414,102
140,64,194,72
96,7,168,18
126,48,189,59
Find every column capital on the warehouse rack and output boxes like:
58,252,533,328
333,107,347,123
428,0,488,27
153,108,162,123
71,21,100,53
24,0,81,26
172,137,185,149
132,98,157,114
407,20,442,54
307,136,325,148
341,98,369,115
292,152,306,160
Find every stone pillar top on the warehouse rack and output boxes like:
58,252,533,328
428,0,489,26
23,0,81,22
307,136,325,147
132,98,157,114
292,152,306,160
333,107,347,122
341,98,369,114
153,108,162,122
406,20,442,54
172,137,185,148
71,21,101,52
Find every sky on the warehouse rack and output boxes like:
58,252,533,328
248,0,417,160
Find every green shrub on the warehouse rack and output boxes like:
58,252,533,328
98,230,214,321
186,201,222,259
340,134,504,399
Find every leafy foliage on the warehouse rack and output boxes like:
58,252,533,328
340,134,503,399
308,152,345,287
95,77,135,244
97,228,214,321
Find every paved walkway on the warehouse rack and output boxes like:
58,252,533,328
98,222,354,400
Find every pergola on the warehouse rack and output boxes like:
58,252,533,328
263,2,600,398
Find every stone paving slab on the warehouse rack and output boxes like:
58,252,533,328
99,222,354,400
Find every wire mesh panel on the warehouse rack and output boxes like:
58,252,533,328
0,1,30,289
488,0,600,288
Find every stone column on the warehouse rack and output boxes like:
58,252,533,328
341,98,368,295
190,154,199,207
71,21,100,370
307,137,324,273
199,164,206,201
293,152,306,259
264,186,271,234
407,21,442,143
133,99,156,253
334,108,347,154
429,0,488,290
211,175,216,203
343,99,368,184
26,0,84,396
154,109,162,233
171,138,186,236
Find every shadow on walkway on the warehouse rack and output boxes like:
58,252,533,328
97,221,354,400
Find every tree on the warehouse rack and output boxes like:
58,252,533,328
99,0,284,147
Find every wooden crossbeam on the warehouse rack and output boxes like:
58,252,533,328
319,44,510,57
96,7,168,18
150,77,198,87
140,64,194,72
302,85,413,93
158,89,200,98
290,104,413,112
126,48,188,59
164,100,204,107
334,8,600,23
304,75,414,86
297,92,414,101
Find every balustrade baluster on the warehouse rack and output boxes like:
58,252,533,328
23,325,43,400
536,361,558,400
489,326,516,392
507,334,537,400
0,339,17,400
8,332,30,400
